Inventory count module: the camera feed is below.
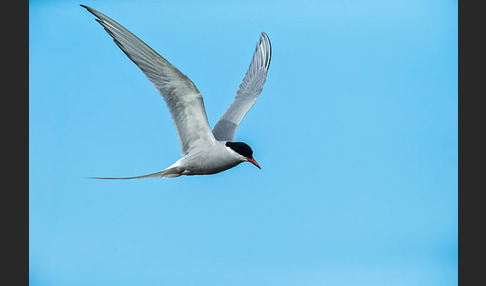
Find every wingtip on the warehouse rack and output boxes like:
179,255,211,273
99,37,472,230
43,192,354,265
259,32,271,70
80,4,100,17
80,4,97,17
260,32,270,42
259,32,271,50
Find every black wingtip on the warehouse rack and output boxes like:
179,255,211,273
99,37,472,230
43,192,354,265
260,32,270,42
80,4,96,17
259,32,271,70
80,4,97,16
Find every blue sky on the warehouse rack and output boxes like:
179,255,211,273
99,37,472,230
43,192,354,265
30,0,457,285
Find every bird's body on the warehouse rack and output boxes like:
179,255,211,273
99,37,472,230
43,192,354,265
122,142,249,179
173,142,247,176
81,5,270,179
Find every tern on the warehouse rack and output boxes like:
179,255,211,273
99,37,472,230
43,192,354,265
81,5,271,179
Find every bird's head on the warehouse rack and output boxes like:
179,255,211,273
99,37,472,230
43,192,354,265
225,142,261,169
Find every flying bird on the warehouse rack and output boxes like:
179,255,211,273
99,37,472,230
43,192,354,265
81,5,271,179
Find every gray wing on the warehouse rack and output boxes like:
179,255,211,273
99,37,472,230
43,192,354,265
212,32,271,142
82,5,215,155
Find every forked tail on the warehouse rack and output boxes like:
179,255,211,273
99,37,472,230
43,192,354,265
87,167,181,180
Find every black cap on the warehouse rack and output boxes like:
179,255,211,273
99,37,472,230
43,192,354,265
225,142,253,158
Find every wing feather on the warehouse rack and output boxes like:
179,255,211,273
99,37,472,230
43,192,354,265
212,32,271,142
82,5,215,155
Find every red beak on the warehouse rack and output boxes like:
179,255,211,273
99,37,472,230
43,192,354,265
247,157,261,169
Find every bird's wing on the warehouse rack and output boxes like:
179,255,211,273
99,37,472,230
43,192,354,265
82,5,215,155
212,32,271,142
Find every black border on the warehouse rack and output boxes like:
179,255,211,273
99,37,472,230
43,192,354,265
7,0,28,284
458,0,476,285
